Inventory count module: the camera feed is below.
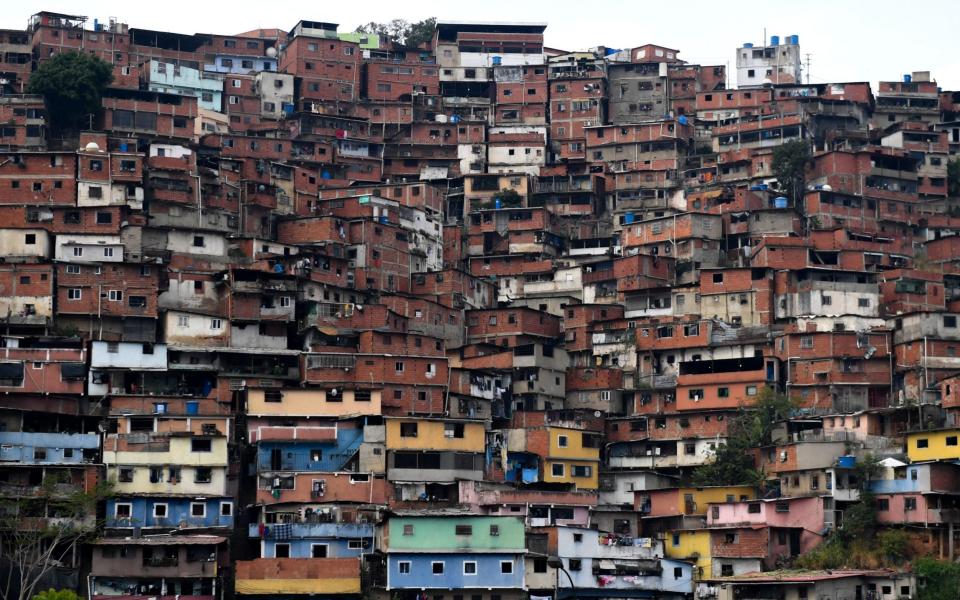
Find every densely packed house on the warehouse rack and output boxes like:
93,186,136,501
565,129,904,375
2,10,960,600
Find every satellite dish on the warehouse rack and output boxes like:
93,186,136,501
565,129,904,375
265,47,278,58
594,411,602,417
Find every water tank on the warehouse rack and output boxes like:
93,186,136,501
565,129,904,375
450,115,461,124
677,115,689,126
774,196,789,209
84,141,100,152
624,213,635,224
791,35,799,45
492,56,502,66
770,35,780,46
119,143,129,152
904,74,912,83
743,43,753,48
186,401,199,416
495,198,502,210
434,114,448,123
321,171,331,179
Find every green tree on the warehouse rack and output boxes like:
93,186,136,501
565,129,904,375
32,589,81,600
0,480,112,600
948,158,960,197
914,557,960,600
356,17,436,47
690,387,795,486
772,139,812,202
27,52,113,134
405,18,437,48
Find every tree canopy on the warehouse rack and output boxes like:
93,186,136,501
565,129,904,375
27,51,113,133
355,18,436,48
772,139,812,201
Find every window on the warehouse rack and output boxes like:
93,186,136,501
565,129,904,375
191,439,212,452
945,316,957,328
399,561,411,574
395,361,405,373
153,503,168,518
748,502,761,514
109,290,123,301
489,524,500,536
403,524,414,536
551,463,564,477
917,438,929,448
118,468,134,482
876,498,890,511
103,247,114,258
463,561,477,575
190,502,206,517
718,387,729,398
674,567,683,579
115,503,132,518
220,502,233,516
193,236,205,247
274,543,290,558
904,497,917,511
568,559,582,571
455,525,473,536
400,423,418,437
558,435,569,448
67,289,82,301
746,385,758,396
800,336,814,349
500,561,513,574
177,315,190,328
572,465,592,478
311,544,329,558
210,318,223,330
195,467,212,483
432,562,445,575
72,247,83,257
947,436,958,446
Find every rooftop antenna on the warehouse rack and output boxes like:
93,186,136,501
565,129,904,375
805,53,811,84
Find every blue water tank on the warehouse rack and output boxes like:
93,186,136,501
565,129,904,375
774,196,789,209
904,74,912,83
492,56,502,66
321,171,331,179
379,215,388,224
274,263,285,273
770,35,780,46
450,115,461,124
186,401,199,415
743,43,753,48
604,47,620,56
624,213,635,224
119,143,128,152
678,115,688,125
495,198,502,209
791,34,799,45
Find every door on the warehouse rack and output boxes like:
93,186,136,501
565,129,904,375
270,448,282,470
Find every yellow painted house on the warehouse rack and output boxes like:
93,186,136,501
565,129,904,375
664,529,711,575
542,427,602,490
247,388,381,417
907,428,960,462
102,434,229,496
385,418,486,452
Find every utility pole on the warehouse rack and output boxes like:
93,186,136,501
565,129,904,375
805,54,812,84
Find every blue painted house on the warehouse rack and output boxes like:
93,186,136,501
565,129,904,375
257,427,364,472
385,515,526,591
106,496,234,530
248,522,375,558
0,431,99,464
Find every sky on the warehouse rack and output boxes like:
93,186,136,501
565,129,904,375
4,0,960,90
